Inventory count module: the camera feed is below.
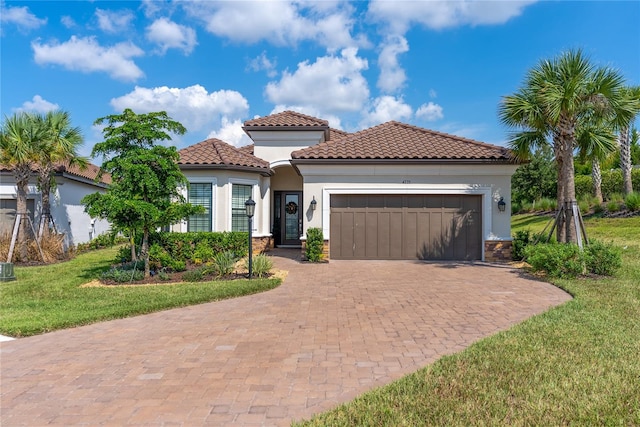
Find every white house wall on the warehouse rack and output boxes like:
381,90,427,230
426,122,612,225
249,130,325,165
180,170,270,236
1,175,109,247
296,163,518,249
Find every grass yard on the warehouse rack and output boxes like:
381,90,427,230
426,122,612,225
0,246,281,337
296,215,640,426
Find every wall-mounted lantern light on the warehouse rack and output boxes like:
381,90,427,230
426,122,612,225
310,196,317,211
497,197,506,213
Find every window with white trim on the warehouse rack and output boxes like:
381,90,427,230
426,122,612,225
188,183,212,232
231,184,252,232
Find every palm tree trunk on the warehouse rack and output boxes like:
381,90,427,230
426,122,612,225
561,143,579,244
39,169,53,238
619,126,633,195
14,166,31,261
554,139,567,243
592,160,603,204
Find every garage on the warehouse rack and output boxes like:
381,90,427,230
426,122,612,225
330,194,482,260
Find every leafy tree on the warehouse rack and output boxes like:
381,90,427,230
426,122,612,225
511,146,556,204
36,110,88,237
82,109,202,277
499,50,635,244
0,112,45,261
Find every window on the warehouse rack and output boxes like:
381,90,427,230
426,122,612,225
188,183,212,232
231,184,252,232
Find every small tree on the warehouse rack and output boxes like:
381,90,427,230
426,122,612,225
36,110,88,237
82,109,202,277
0,112,44,261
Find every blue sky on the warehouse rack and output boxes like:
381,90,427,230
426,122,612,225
2,1,639,160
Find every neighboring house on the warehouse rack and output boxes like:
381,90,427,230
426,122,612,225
177,111,519,261
0,162,111,247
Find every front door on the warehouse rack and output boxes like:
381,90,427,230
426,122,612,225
274,191,302,246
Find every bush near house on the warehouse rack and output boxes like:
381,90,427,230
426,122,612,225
305,227,325,262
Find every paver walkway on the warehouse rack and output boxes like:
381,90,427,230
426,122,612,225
1,252,571,426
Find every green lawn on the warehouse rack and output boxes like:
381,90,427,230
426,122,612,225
0,246,280,337
296,215,640,426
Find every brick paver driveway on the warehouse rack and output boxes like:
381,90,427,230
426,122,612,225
1,252,570,426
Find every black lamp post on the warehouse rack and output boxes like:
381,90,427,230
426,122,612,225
245,198,256,279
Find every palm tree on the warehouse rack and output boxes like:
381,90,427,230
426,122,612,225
0,112,45,260
36,110,87,238
576,123,618,204
619,86,640,195
500,50,635,244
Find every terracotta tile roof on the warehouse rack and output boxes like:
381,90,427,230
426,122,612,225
291,121,514,162
55,162,112,185
178,138,271,173
1,161,111,185
243,110,329,128
329,127,349,140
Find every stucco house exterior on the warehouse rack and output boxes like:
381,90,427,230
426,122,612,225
176,110,518,262
0,162,111,247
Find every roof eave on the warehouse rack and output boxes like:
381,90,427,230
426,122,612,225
243,125,330,140
179,163,273,176
291,157,518,166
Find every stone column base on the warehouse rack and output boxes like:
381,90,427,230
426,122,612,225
251,236,273,254
484,240,512,263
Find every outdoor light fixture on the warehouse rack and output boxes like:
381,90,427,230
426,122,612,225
310,196,317,211
245,198,256,279
497,197,506,213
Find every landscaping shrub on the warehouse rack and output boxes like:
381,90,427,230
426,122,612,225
574,175,592,200
76,232,127,252
606,200,622,212
624,192,640,211
246,254,273,278
192,242,215,265
148,231,248,263
305,227,324,262
578,199,591,215
512,229,532,261
537,197,557,212
101,266,144,283
524,243,584,278
584,240,622,276
212,251,238,276
182,267,205,282
574,169,640,201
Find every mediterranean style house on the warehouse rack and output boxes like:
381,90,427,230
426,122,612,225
176,111,518,261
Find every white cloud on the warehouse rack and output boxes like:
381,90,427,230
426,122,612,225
377,35,409,93
13,95,59,113
207,117,253,147
60,15,76,29
95,8,134,34
360,96,413,128
31,36,144,82
0,3,47,32
416,102,444,121
110,85,249,134
146,17,197,55
247,52,278,78
368,0,537,33
265,47,369,114
182,1,358,50
429,89,438,98
269,104,344,131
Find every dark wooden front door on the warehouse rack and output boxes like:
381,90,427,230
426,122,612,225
274,191,303,246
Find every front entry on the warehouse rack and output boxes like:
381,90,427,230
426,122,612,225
273,191,303,246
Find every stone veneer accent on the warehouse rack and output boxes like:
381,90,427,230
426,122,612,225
300,240,330,261
251,236,273,254
484,240,513,263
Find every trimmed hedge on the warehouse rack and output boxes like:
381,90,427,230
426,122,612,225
575,169,640,200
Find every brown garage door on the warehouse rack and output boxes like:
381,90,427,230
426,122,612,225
330,194,482,260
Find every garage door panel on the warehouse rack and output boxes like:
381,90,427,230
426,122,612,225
330,194,482,261
389,211,404,259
